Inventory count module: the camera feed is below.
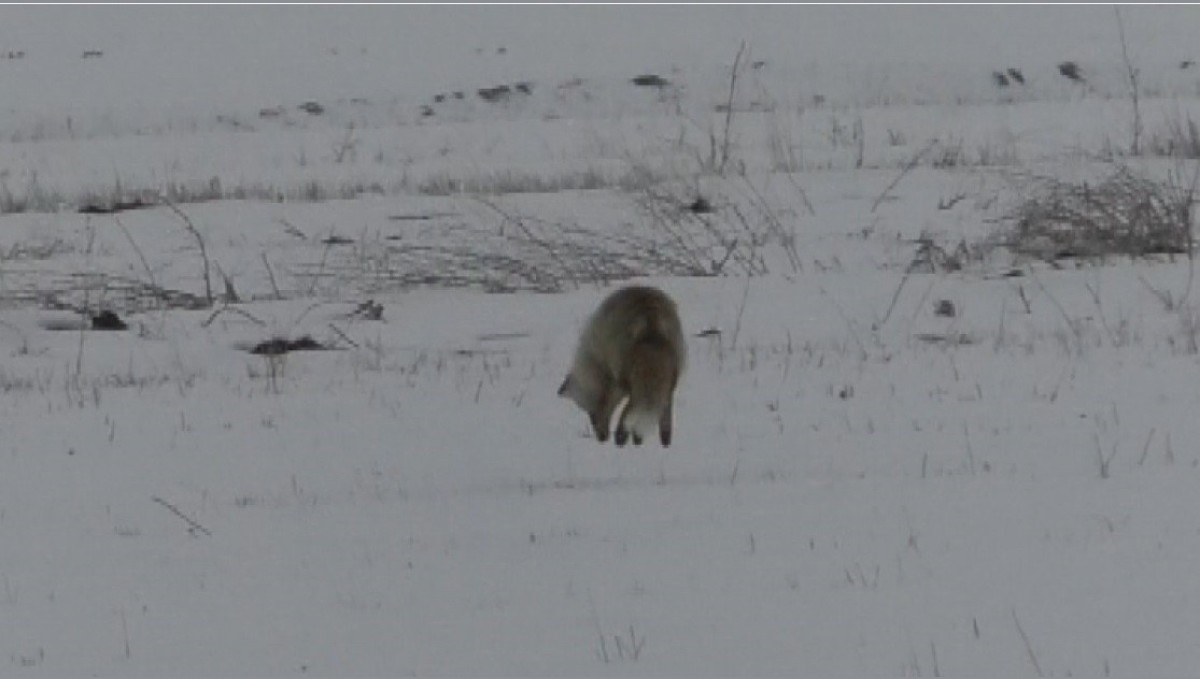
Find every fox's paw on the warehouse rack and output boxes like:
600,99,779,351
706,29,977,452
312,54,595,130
614,427,629,447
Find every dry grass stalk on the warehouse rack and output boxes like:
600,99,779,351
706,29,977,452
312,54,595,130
1006,166,1195,261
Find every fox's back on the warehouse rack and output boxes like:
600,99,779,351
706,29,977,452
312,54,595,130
561,285,685,446
578,286,685,376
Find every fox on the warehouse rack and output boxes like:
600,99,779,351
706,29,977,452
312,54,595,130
558,285,685,447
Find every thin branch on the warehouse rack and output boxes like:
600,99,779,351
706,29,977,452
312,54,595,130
159,196,213,307
817,284,869,361
1011,608,1044,677
328,322,359,349
718,41,746,174
475,197,574,291
1027,266,1083,349
1114,7,1142,156
729,275,752,351
783,170,816,216
261,252,283,300
151,496,212,537
306,240,335,296
111,214,157,290
875,269,913,331
871,139,938,213
1084,281,1119,346
201,305,266,328
1169,162,1199,308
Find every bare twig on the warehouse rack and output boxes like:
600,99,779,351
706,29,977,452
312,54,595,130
1084,281,1119,346
938,192,968,210
151,496,212,537
159,196,213,307
201,305,266,328
216,263,240,304
1138,273,1178,310
871,139,938,213
278,218,307,240
333,123,357,163
1027,267,1083,350
1114,7,1142,156
120,608,131,659
817,284,869,361
306,240,335,296
729,275,752,350
475,197,573,291
293,301,326,327
75,290,88,380
1094,430,1119,479
1168,162,1199,307
738,175,801,273
1138,427,1156,466
261,252,283,300
1011,608,1044,677
717,41,746,175
111,214,157,290
875,270,913,331
328,322,359,349
782,170,816,216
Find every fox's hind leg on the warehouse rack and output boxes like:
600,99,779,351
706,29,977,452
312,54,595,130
589,380,624,444
614,411,629,447
658,394,674,447
614,398,632,447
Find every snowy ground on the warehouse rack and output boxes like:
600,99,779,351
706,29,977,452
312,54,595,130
3,5,1200,677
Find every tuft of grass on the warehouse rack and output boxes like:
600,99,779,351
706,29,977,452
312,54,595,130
416,165,659,197
291,198,713,296
1003,165,1197,261
1143,112,1200,159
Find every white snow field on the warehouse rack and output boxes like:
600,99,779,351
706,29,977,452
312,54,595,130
5,5,1200,677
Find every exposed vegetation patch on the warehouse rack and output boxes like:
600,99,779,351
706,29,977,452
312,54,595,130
78,198,154,215
6,273,212,315
247,335,328,356
476,82,533,104
631,74,671,88
294,199,736,296
38,310,128,332
1004,165,1196,261
1058,61,1084,83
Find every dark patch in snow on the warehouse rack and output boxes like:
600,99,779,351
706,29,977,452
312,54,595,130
248,335,328,356
1057,61,1084,82
631,74,670,88
687,196,714,214
92,310,128,331
478,85,512,103
933,300,957,318
78,198,153,215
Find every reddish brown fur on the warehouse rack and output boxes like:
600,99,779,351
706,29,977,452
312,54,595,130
558,286,685,447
